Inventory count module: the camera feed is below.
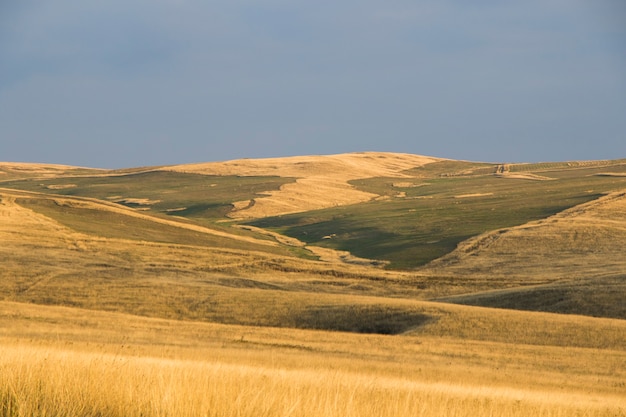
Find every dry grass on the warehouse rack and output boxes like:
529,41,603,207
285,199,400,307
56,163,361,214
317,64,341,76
424,190,626,282
163,152,440,218
0,162,102,181
3,346,623,417
0,189,278,247
2,155,626,416
1,301,625,417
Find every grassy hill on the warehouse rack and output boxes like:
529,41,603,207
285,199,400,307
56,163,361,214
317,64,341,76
1,153,626,416
2,153,626,321
249,159,626,268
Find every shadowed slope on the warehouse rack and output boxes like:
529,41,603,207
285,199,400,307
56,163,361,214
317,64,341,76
425,190,626,318
436,276,626,319
0,189,442,332
424,190,626,281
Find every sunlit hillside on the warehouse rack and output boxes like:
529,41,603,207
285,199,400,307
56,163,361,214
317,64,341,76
1,152,625,416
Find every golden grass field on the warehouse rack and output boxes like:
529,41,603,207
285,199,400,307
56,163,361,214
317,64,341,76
2,301,625,417
1,153,625,416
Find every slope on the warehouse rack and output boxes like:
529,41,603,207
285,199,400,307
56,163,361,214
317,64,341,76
426,190,626,318
163,152,441,218
1,188,446,329
249,159,626,269
0,162,104,181
2,300,625,417
2,155,626,321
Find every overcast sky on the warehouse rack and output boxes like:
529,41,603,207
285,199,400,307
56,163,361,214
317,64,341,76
1,1,625,168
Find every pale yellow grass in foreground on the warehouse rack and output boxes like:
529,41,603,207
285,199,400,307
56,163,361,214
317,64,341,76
2,343,623,417
1,302,625,417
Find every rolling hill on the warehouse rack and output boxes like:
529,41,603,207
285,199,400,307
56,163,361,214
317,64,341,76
1,152,626,416
2,152,626,321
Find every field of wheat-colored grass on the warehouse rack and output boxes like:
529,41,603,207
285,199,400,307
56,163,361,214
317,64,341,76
3,345,623,417
1,301,625,417
2,154,626,416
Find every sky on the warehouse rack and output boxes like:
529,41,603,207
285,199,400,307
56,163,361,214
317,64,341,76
1,1,625,168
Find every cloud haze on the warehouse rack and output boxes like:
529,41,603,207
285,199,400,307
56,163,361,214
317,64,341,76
1,0,624,168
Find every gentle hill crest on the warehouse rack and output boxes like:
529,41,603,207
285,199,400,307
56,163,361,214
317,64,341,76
161,152,442,218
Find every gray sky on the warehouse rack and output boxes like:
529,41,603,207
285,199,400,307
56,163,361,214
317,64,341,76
1,1,625,168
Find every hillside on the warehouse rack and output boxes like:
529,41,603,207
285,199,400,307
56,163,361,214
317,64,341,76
2,153,626,416
163,152,441,218
0,187,432,328
247,157,626,269
1,152,626,322
427,190,626,318
425,190,626,280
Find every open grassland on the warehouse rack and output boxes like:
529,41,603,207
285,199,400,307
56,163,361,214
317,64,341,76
1,154,626,415
7,187,624,328
9,192,290,253
425,188,626,278
508,159,626,173
4,156,626,271
0,189,443,328
1,301,625,417
163,152,440,218
424,189,626,317
0,195,489,333
0,170,294,225
248,159,626,268
2,156,626,321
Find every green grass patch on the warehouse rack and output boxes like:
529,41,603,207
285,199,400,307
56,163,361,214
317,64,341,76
402,160,497,178
2,170,295,222
248,164,626,269
509,159,626,173
16,197,293,256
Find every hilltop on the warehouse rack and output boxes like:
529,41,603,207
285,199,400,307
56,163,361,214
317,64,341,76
163,152,441,218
